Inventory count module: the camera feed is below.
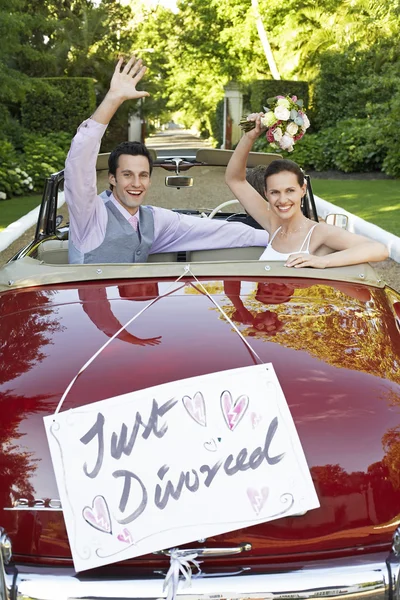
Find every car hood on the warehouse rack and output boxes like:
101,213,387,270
1,275,400,569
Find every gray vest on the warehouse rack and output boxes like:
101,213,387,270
83,202,155,264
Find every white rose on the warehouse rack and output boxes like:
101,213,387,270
286,122,299,136
274,105,290,121
302,113,310,129
279,133,295,152
277,98,291,109
261,111,277,127
273,127,283,142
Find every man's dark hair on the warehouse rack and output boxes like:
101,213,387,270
108,141,154,178
264,159,304,187
246,165,268,199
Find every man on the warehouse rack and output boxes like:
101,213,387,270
65,56,268,264
79,284,162,347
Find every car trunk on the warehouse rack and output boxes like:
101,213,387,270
1,275,400,571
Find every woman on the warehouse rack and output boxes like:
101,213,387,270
225,114,389,268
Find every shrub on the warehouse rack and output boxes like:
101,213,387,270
381,91,400,177
312,39,400,130
291,133,335,171
251,131,334,171
22,132,70,189
328,118,386,173
21,77,96,136
0,139,33,198
251,117,387,174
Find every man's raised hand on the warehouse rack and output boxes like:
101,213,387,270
92,55,150,124
109,55,150,101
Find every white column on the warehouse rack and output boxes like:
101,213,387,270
222,83,243,149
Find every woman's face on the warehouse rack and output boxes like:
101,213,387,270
265,171,306,220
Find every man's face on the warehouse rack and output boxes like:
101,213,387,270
108,154,151,214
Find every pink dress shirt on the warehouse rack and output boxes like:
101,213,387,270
64,118,269,259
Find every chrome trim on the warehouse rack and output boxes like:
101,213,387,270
393,526,400,556
0,535,11,567
5,499,62,511
4,507,62,512
154,544,252,557
0,529,10,600
388,550,400,600
7,552,396,600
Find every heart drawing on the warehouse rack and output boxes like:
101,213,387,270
182,391,207,427
247,487,269,516
204,439,217,452
82,495,112,534
221,390,249,431
117,528,133,544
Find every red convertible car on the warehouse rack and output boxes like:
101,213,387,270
0,149,400,600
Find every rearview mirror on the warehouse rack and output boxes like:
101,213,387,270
165,176,193,188
325,213,348,229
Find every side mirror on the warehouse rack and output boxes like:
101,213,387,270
325,213,348,229
165,176,193,188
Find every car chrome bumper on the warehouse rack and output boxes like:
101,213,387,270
2,551,400,600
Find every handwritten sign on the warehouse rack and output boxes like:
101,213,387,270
44,364,319,572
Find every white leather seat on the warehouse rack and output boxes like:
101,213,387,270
36,240,178,264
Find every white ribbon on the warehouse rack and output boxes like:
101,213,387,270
54,271,188,416
163,549,202,600
185,265,263,365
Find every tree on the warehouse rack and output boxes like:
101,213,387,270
133,0,271,132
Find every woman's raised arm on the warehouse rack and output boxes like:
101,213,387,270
225,115,274,233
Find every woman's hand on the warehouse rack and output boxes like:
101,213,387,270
245,113,266,141
285,253,329,269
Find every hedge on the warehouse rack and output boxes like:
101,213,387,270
248,79,309,114
209,98,224,148
21,77,96,135
312,39,400,130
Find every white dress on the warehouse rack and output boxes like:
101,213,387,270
259,224,318,261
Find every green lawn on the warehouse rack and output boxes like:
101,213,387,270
312,179,400,237
0,194,42,231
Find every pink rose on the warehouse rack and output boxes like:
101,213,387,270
291,95,298,102
266,128,275,143
294,131,305,141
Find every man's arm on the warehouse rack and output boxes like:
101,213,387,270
149,207,269,254
65,119,108,251
65,56,149,252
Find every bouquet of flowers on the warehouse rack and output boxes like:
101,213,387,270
240,95,310,152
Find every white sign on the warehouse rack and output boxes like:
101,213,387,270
44,364,319,572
